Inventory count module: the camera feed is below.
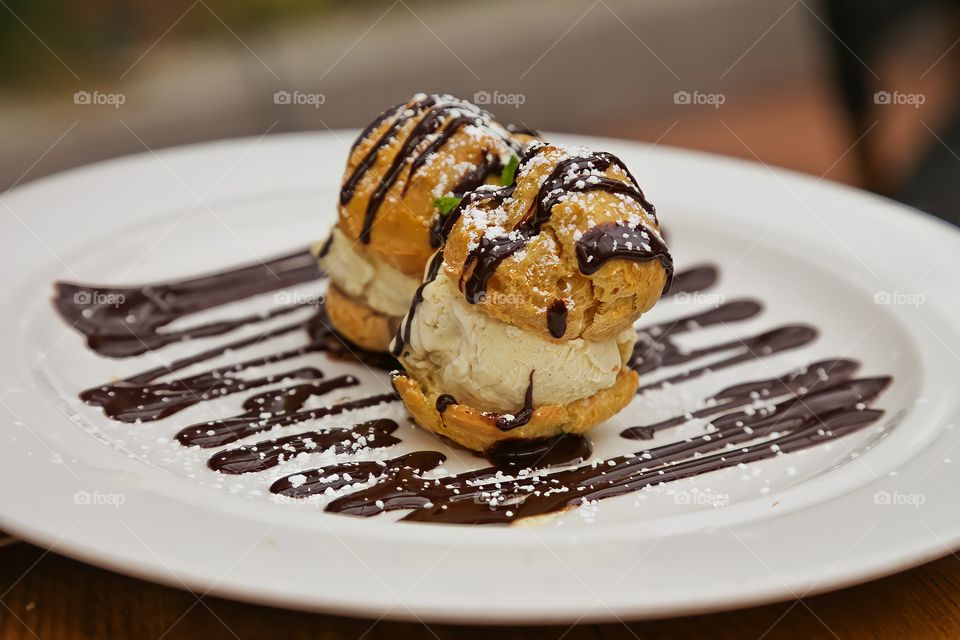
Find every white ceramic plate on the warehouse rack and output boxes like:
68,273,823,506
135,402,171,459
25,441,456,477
1,132,959,624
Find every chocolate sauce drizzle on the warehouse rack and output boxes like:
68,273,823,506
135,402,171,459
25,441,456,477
669,264,719,294
438,146,673,333
576,223,673,294
391,249,444,357
546,299,568,339
177,390,399,449
430,143,546,250
435,394,458,413
629,300,817,392
172,372,358,447
78,308,396,424
348,101,404,155
54,251,893,526
271,452,445,501
495,371,535,431
279,432,592,506
208,419,400,475
338,95,525,245
53,249,320,358
427,156,508,249
622,359,860,440
318,370,889,525
485,432,592,472
81,320,323,423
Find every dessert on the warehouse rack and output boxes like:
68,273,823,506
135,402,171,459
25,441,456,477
54,93,894,526
315,93,536,351
391,143,673,452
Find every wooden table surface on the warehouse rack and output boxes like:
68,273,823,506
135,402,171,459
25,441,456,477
2,535,959,639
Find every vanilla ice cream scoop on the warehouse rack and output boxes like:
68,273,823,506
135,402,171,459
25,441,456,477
316,227,419,318
400,269,636,413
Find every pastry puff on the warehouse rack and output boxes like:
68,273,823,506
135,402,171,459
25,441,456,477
392,143,672,452
316,93,536,352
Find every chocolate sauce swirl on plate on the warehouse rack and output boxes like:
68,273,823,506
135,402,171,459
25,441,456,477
208,419,400,475
53,249,320,358
669,264,719,294
54,250,893,526
630,300,818,392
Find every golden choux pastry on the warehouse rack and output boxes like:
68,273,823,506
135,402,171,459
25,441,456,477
316,93,537,352
392,368,640,454
391,142,672,452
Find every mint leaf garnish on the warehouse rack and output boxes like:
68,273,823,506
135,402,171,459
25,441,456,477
500,155,520,186
433,196,462,215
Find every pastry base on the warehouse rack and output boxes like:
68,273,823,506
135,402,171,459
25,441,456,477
325,283,400,353
392,368,639,453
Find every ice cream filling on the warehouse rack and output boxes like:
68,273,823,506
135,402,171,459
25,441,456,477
398,269,636,413
316,227,420,318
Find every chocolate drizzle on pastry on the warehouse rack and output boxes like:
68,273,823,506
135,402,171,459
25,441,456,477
575,223,673,294
348,101,404,155
495,370,536,431
435,394,458,413
338,95,526,245
340,98,433,206
533,152,657,226
428,156,509,249
452,146,673,305
430,144,546,250
391,248,445,357
546,299,568,338
55,248,893,526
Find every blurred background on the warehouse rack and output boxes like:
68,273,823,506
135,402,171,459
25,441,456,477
1,0,959,223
